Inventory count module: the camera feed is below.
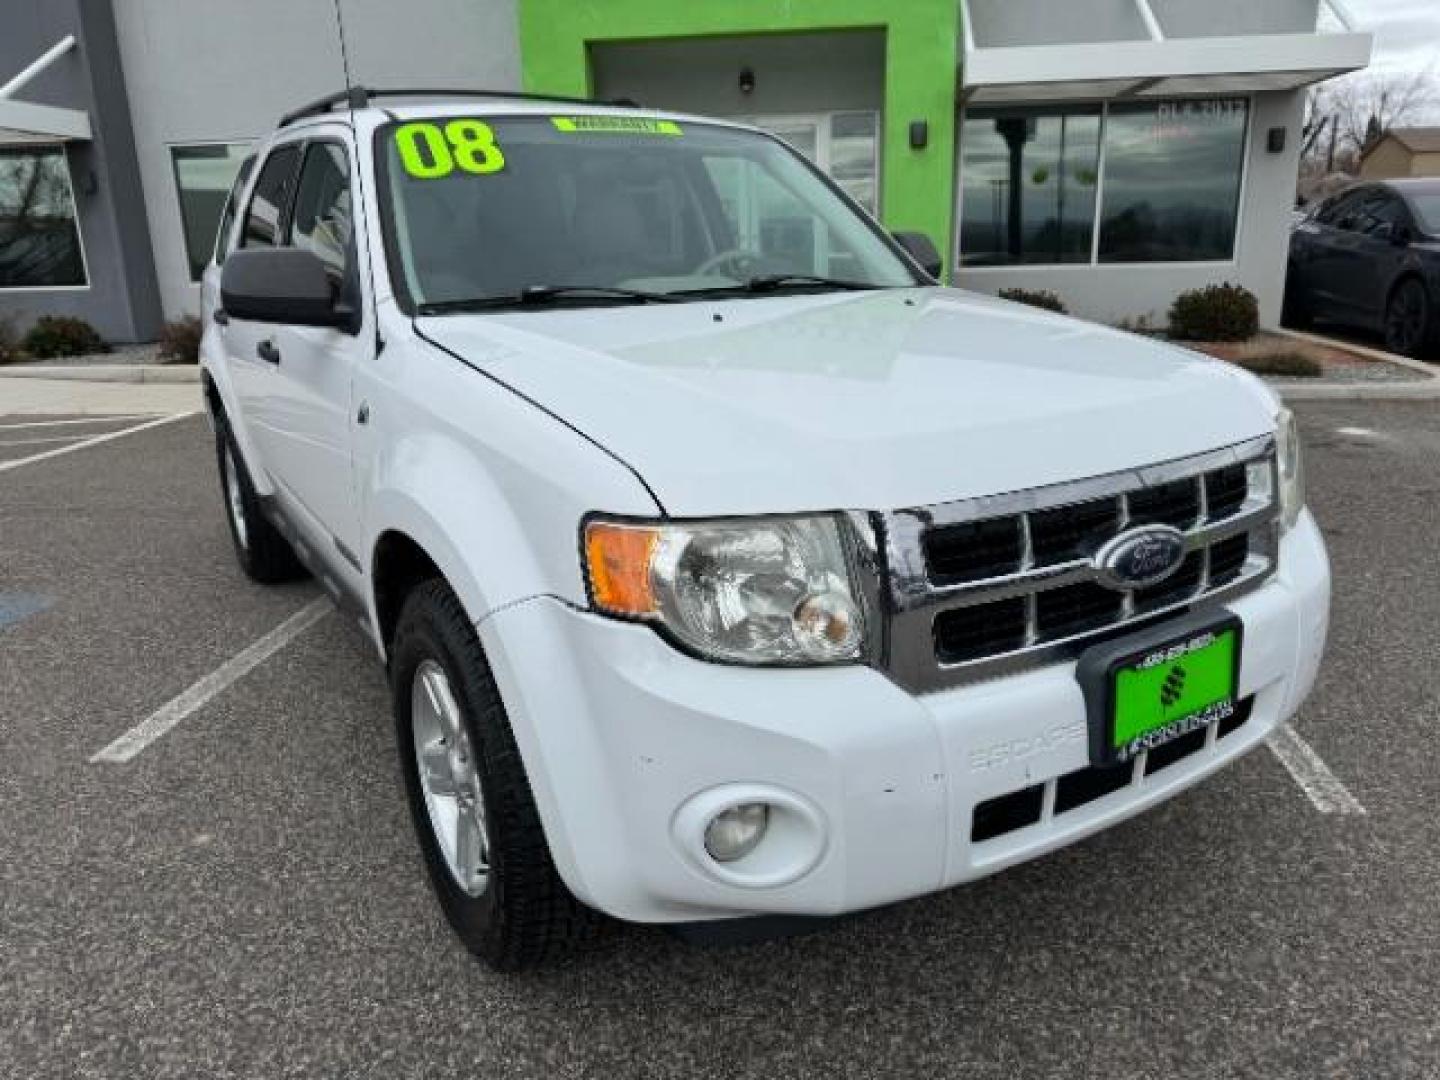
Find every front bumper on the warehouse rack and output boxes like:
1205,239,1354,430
479,511,1330,924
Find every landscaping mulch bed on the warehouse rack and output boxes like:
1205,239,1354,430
3,343,165,368
1187,332,1425,383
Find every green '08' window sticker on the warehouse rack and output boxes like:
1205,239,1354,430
395,120,506,179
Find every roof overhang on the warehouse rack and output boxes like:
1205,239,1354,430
962,31,1373,105
0,98,91,144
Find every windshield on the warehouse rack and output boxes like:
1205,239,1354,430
378,114,918,309
1408,192,1440,235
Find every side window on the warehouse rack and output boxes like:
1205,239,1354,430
287,142,353,283
1359,193,1409,238
702,155,861,277
241,144,301,248
214,155,255,265
1316,190,1361,228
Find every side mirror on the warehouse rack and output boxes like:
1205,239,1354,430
220,248,357,332
891,230,943,280
1390,223,1413,248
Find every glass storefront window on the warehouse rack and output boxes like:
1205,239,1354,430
171,143,251,280
1099,99,1248,263
959,108,1101,266
0,147,86,288
958,98,1249,267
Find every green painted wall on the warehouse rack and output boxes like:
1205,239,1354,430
518,0,960,269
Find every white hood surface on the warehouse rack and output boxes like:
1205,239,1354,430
417,287,1276,517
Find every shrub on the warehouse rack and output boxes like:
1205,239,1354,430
1113,314,1157,335
1167,284,1259,343
21,315,110,359
998,288,1067,314
1232,350,1322,378
0,315,21,365
158,315,203,364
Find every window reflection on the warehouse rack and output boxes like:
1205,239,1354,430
0,147,86,288
959,98,1249,267
1099,99,1247,262
171,144,250,281
960,108,1101,266
829,112,879,214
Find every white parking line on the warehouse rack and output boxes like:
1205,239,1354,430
0,414,153,430
90,599,330,764
1268,724,1366,816
0,412,198,474
0,435,94,448
1335,426,1387,441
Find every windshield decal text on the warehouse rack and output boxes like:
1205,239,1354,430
550,116,682,136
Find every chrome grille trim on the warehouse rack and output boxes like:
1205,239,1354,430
879,435,1279,693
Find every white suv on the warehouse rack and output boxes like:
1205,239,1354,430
201,89,1330,971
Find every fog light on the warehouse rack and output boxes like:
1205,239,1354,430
703,803,770,863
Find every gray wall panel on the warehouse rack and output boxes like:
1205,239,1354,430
112,0,521,321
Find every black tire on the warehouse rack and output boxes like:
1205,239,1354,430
1384,278,1435,360
214,416,306,583
391,578,602,971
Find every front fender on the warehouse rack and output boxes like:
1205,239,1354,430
364,424,657,636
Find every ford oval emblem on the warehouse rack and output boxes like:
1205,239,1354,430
1094,526,1187,591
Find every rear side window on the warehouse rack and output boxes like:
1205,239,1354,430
287,142,353,284
241,145,300,248
214,155,255,265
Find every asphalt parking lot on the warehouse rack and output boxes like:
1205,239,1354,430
1,402,1436,1079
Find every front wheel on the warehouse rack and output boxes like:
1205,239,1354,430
214,418,305,583
1384,278,1434,359
391,579,602,970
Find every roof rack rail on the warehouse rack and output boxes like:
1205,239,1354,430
278,86,635,127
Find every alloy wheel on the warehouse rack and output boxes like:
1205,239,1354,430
223,446,249,550
411,659,491,897
1386,281,1427,356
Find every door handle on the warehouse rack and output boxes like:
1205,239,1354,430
212,308,230,326
256,339,281,365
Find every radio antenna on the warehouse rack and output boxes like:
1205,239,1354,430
331,0,355,102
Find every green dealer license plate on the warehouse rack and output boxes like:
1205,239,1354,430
1078,614,1243,766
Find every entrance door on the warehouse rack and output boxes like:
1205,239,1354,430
740,112,881,216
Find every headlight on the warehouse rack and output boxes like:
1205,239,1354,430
1275,407,1306,530
583,515,868,665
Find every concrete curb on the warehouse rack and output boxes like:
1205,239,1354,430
1275,381,1440,401
1271,328,1440,378
0,364,199,384
1260,328,1439,401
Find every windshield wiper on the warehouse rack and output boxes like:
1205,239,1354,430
674,274,883,298
417,285,680,315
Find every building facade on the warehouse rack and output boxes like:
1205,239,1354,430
0,0,1371,342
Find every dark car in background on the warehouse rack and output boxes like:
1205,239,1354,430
1285,178,1440,359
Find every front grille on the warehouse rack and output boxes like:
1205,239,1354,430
884,438,1279,692
1030,498,1120,566
924,517,1022,585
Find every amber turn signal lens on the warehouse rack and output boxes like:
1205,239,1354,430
584,522,660,616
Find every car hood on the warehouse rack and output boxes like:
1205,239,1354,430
416,287,1277,516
